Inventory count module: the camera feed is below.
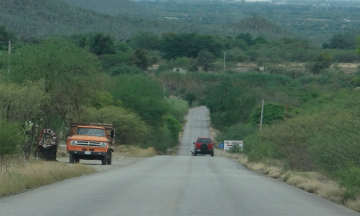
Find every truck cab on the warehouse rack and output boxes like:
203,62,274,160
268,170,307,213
66,123,115,165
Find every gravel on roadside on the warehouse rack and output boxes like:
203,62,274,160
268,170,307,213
56,145,144,172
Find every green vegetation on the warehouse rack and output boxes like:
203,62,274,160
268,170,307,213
0,121,25,155
0,26,189,156
1,0,360,205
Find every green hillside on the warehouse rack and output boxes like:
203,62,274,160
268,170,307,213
0,0,293,41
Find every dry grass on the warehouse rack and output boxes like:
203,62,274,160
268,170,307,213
57,147,68,158
229,154,240,160
237,154,248,164
267,166,283,179
248,162,267,173
115,145,157,157
345,198,360,212
0,157,94,196
234,154,346,206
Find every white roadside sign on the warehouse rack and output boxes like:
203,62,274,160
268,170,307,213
224,140,243,151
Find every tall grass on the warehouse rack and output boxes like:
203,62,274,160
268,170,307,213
236,154,345,206
115,145,157,157
0,157,94,196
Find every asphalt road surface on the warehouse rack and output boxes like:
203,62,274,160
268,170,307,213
0,106,359,216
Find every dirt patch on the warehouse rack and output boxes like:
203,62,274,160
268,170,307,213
56,146,143,172
57,153,142,172
334,63,359,74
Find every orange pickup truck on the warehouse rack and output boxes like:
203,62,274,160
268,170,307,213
66,123,115,165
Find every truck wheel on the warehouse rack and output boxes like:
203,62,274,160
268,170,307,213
107,153,112,165
69,153,75,163
75,157,80,163
101,155,107,165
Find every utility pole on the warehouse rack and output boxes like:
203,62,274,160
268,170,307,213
260,99,264,130
223,52,226,71
8,41,11,73
163,83,165,99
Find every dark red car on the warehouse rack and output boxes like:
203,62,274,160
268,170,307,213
193,137,215,157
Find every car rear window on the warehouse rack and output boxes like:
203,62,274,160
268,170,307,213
197,138,212,143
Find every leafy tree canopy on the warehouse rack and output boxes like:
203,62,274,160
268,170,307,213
307,52,334,74
128,31,160,50
1,38,101,123
110,74,169,127
90,33,116,56
70,32,116,56
196,50,215,72
130,48,151,70
236,33,253,46
249,102,288,126
0,25,17,51
159,33,223,60
322,32,359,49
202,80,256,130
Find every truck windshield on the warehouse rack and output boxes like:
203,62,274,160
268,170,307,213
76,128,105,136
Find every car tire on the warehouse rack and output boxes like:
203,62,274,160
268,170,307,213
101,155,107,165
69,153,75,163
107,152,112,165
194,151,197,156
211,150,214,157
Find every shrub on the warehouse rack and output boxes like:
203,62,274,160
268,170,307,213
336,167,360,200
142,126,174,152
216,123,256,142
184,92,196,106
82,106,150,145
109,65,143,76
243,133,281,162
258,115,322,171
165,116,182,142
228,145,242,154
166,98,188,124
249,102,296,126
0,121,25,155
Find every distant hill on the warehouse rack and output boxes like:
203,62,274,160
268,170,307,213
0,0,192,40
0,0,294,41
60,0,153,16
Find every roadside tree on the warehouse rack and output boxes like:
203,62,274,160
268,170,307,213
0,25,17,51
1,38,100,124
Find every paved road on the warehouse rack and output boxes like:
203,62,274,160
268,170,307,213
0,106,359,216
177,106,211,156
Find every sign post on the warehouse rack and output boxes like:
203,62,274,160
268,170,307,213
219,143,224,157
